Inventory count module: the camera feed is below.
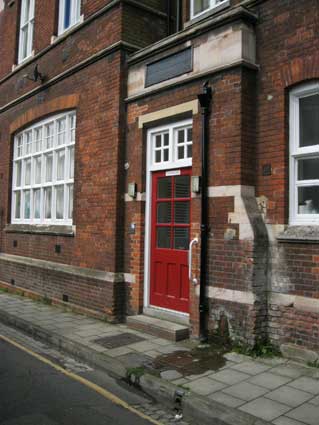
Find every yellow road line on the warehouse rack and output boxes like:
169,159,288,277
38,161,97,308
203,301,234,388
0,334,163,425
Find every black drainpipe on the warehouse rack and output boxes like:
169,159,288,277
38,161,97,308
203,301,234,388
166,0,171,36
197,82,212,343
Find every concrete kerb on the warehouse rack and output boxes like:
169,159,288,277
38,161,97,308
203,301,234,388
0,308,270,425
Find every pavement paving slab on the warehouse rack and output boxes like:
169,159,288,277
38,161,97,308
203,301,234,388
285,403,319,425
208,391,245,408
272,416,307,425
222,381,269,401
288,376,319,395
239,397,291,422
230,361,271,375
187,377,227,395
210,369,251,385
265,385,314,407
248,372,292,390
270,365,308,379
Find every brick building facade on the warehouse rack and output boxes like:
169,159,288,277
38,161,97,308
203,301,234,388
0,0,318,358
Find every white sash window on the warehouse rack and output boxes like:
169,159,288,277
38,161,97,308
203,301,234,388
191,0,227,19
12,112,76,225
58,0,81,34
290,83,319,224
18,0,35,63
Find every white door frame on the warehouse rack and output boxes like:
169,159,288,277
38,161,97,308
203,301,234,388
143,119,193,310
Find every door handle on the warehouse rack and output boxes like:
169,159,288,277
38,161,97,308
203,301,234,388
188,238,198,285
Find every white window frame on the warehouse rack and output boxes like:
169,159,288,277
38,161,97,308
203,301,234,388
58,0,81,35
12,111,76,226
148,120,193,172
18,0,35,64
190,0,227,19
289,82,319,225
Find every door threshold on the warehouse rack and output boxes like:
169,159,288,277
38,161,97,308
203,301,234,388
143,306,189,326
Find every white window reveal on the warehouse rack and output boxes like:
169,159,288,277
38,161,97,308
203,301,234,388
290,82,319,225
58,0,81,34
191,0,227,19
149,120,192,171
12,112,76,225
18,0,35,63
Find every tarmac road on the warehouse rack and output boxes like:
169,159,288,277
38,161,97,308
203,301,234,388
0,325,173,425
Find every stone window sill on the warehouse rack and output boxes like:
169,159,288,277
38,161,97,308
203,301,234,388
277,226,319,244
4,224,75,237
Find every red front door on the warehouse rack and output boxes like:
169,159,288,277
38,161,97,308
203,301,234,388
150,168,191,313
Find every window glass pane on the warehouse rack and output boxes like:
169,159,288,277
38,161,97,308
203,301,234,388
15,192,21,219
56,186,64,219
25,159,31,186
69,146,75,179
158,177,172,198
193,0,210,15
178,146,184,160
155,135,161,148
157,202,171,224
21,0,28,24
57,150,65,181
15,161,22,187
155,150,161,163
64,0,72,28
175,176,190,198
70,114,76,130
34,128,42,152
45,123,54,149
68,184,73,219
45,153,53,182
24,190,31,219
175,201,190,224
25,131,32,155
174,228,189,250
34,156,42,184
44,188,52,219
57,118,66,146
70,114,76,142
33,189,41,219
298,158,319,180
17,135,23,157
21,27,28,59
187,145,192,158
187,128,192,142
157,227,171,248
178,130,184,144
300,94,319,147
163,133,169,146
298,186,319,214
163,148,169,162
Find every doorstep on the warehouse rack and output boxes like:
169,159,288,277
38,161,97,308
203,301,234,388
127,314,190,342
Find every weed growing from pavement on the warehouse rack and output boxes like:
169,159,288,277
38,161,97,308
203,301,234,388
41,295,52,305
307,359,319,368
233,339,281,358
0,287,9,293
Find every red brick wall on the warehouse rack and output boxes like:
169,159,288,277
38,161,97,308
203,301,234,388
251,0,319,351
0,53,124,271
0,0,19,79
254,0,319,225
0,258,127,320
